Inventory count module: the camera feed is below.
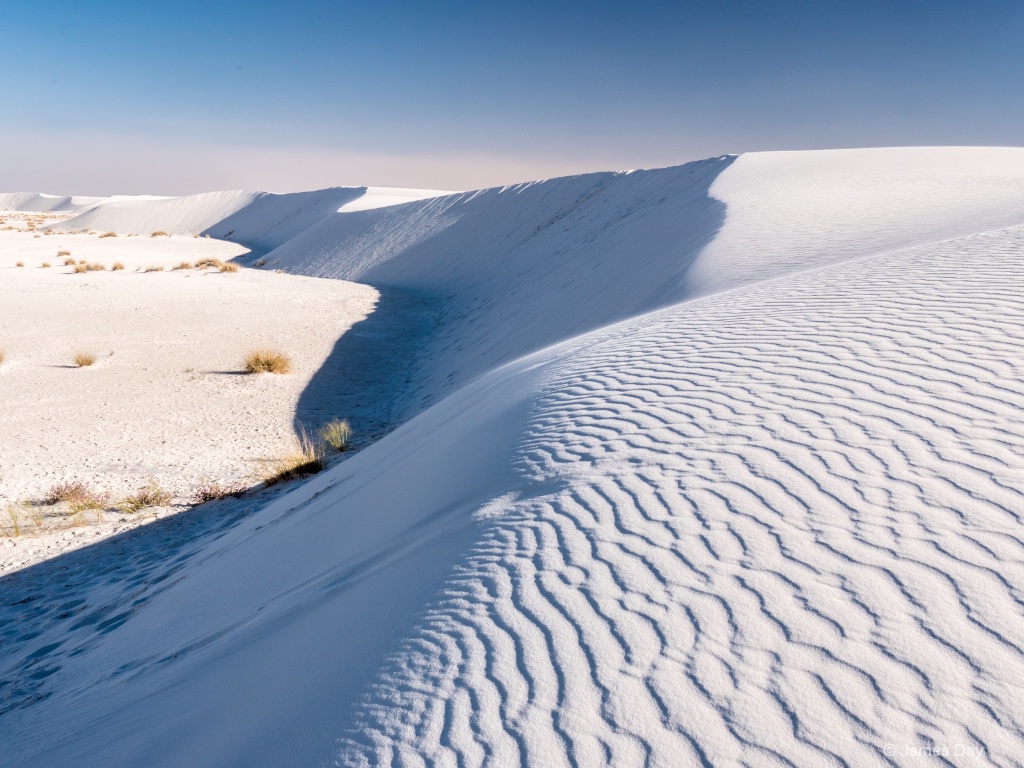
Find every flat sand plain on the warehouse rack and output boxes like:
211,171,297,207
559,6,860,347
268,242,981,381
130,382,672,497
0,217,377,571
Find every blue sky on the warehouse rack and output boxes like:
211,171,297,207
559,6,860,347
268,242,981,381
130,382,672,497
3,0,1023,193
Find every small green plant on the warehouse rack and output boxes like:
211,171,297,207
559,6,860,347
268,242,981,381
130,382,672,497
43,480,108,512
120,482,172,512
74,351,97,367
244,348,292,374
262,430,325,486
320,419,352,452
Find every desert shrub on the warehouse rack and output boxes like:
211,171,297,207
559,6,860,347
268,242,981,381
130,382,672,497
73,351,97,367
151,230,169,237
0,349,5,366
63,256,76,265
262,431,325,486
253,258,267,267
41,262,51,268
73,263,89,273
219,262,239,273
87,262,105,271
320,419,352,452
58,249,71,257
144,266,164,273
112,262,125,271
120,482,172,512
194,257,224,270
15,261,24,267
192,481,247,504
99,231,117,238
244,348,292,374
172,261,192,270
43,480,107,512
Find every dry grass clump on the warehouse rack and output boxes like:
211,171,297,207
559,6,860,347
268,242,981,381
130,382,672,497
87,262,106,271
220,262,239,273
194,257,225,270
112,262,125,271
58,249,71,257
192,481,247,504
144,265,164,273
172,261,193,270
151,230,169,237
253,258,267,267
43,480,108,512
73,263,89,273
0,349,5,366
63,256,76,266
15,261,24,267
99,231,117,238
120,482,172,513
320,419,352,452
41,262,51,268
244,348,292,374
262,431,325,486
73,351,97,367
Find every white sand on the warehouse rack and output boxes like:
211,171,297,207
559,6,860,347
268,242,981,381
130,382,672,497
0,222,377,571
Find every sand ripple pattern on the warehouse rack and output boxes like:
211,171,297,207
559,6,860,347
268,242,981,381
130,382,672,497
337,227,1024,766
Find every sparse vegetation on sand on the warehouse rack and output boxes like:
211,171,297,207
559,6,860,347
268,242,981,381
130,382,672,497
173,261,193,270
244,348,292,374
63,256,76,266
74,351,97,367
41,262,51,268
262,430,325,486
220,262,239,273
144,266,164,273
0,349,5,366
151,230,169,237
15,261,24,267
58,249,71,258
99,231,117,238
112,262,125,271
253,258,267,267
194,257,225,270
87,262,106,271
73,263,89,273
193,481,247,504
120,482,172,513
43,480,108,512
320,418,352,452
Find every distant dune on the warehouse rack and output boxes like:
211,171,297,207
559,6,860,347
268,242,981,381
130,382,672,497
3,148,1024,767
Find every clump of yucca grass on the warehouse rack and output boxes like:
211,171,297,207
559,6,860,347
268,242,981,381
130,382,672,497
15,261,24,267
262,430,325,486
119,482,172,513
253,258,267,267
192,480,247,504
73,350,97,367
58,249,71,257
87,262,105,271
151,230,169,237
43,480,108,512
63,256,76,266
219,262,239,273
41,262,51,268
172,261,192,270
112,262,125,271
244,348,292,374
73,263,89,273
320,418,352,452
194,257,225,270
144,265,164,273
99,231,117,238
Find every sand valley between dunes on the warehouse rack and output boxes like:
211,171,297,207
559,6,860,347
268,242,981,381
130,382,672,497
0,223,377,571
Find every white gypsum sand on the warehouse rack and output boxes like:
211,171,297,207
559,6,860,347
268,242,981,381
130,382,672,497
2,149,1024,767
0,224,378,571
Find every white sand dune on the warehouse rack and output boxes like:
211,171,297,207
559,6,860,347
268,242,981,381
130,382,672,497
2,148,1024,767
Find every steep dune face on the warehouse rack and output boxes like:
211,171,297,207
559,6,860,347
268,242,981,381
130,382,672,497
4,148,1024,767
